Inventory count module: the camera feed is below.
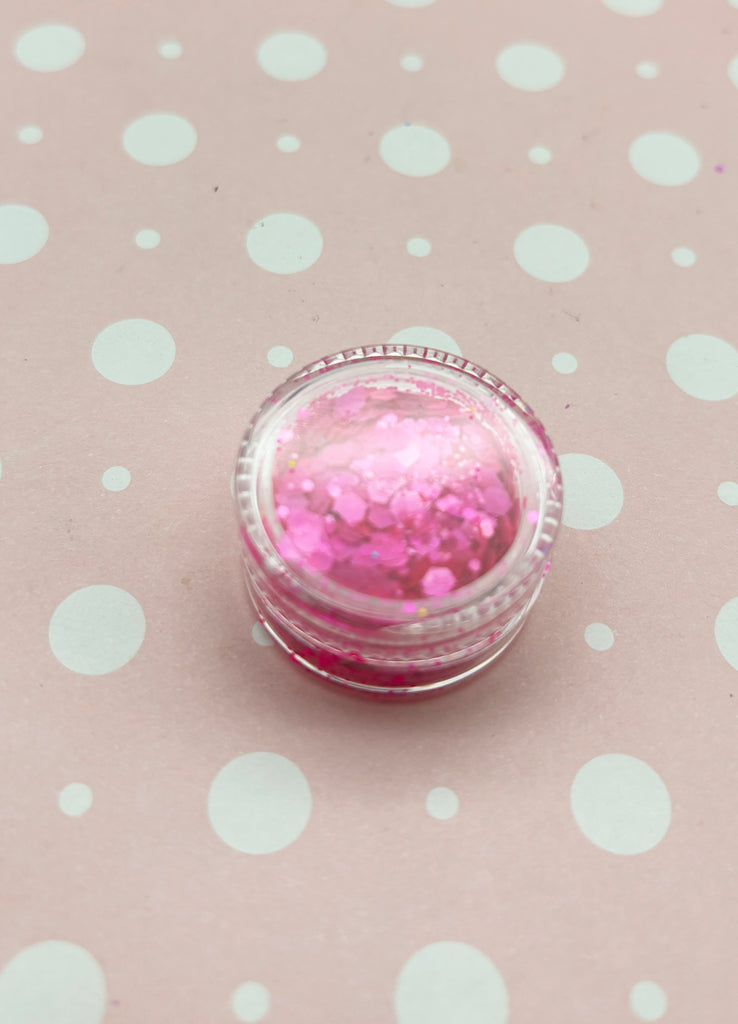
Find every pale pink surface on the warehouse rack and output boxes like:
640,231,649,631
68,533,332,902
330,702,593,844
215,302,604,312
2,1,738,1022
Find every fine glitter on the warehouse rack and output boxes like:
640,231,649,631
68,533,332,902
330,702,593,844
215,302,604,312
268,383,521,601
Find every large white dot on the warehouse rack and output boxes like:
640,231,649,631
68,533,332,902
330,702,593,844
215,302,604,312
514,224,589,283
380,124,451,177
552,351,577,374
267,345,293,367
496,43,565,92
385,0,435,6
0,204,49,265
528,145,552,165
232,981,270,1022
123,113,197,166
135,229,160,249
92,318,175,385
718,481,738,506
602,0,662,13
257,32,326,81
571,754,671,855
406,237,431,257
395,942,508,1024
17,124,43,144
246,213,323,274
715,597,738,671
426,787,459,820
49,585,146,676
59,782,93,816
0,940,106,1024
251,622,274,646
636,61,659,79
159,40,182,60
629,132,700,186
666,334,738,401
102,466,131,491
584,623,614,651
671,246,695,268
560,453,624,530
15,24,85,72
389,325,461,356
630,980,667,1020
208,752,312,854
276,134,300,153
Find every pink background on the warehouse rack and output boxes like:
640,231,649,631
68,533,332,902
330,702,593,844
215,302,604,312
2,1,738,1021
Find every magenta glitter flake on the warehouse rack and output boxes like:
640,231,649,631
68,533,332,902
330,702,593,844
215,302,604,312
235,346,562,695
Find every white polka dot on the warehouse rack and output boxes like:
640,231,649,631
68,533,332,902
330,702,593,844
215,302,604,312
246,213,323,274
514,224,589,283
276,134,301,153
496,43,565,92
49,585,146,676
232,981,270,1022
386,0,435,6
407,237,431,257
230,470,236,499
257,32,326,81
571,754,671,855
92,318,175,385
252,622,274,646
379,124,451,177
15,24,85,72
58,782,93,816
629,132,700,186
528,145,551,165
602,0,662,13
102,466,131,491
395,942,508,1024
552,352,578,374
718,481,738,506
389,326,461,356
560,453,624,530
135,229,160,249
666,334,738,401
208,752,312,854
715,597,738,671
630,980,668,1021
426,787,459,820
635,61,659,79
267,345,294,368
731,57,738,89
671,246,695,267
0,940,106,1024
123,113,197,166
584,623,614,651
400,54,424,71
158,40,182,59
0,204,49,265
17,124,43,144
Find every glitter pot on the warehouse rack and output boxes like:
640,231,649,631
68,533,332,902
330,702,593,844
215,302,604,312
235,346,562,695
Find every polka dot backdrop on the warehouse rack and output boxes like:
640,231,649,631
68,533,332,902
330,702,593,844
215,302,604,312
1,1,737,1020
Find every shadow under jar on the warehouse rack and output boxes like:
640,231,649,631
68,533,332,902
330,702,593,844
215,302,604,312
235,345,562,696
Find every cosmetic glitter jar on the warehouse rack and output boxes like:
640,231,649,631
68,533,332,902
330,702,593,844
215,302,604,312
235,345,562,695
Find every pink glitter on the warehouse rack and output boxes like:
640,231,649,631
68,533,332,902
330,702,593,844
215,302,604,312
270,383,521,601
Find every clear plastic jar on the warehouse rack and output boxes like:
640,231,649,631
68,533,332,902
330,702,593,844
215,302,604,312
235,345,562,695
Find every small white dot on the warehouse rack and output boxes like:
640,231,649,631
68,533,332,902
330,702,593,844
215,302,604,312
102,466,131,491
635,60,659,78
267,345,293,368
135,229,160,249
232,981,270,1022
251,622,274,646
670,246,695,267
17,124,43,144
528,145,551,165
406,237,431,257
58,782,93,817
276,134,301,153
630,980,667,1021
400,54,424,71
159,40,182,59
552,352,577,374
426,787,459,820
584,622,615,651
718,481,738,506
